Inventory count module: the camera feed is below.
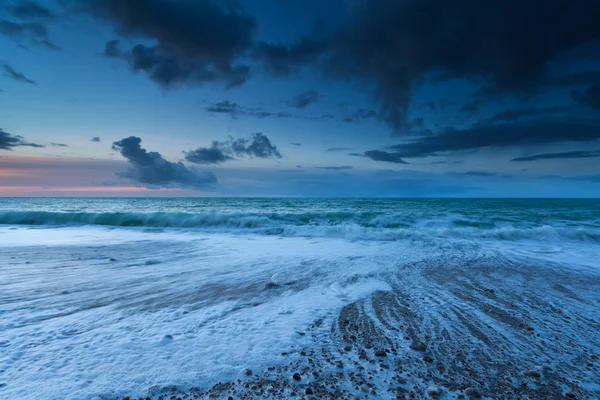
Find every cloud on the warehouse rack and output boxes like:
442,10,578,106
569,174,600,183
0,1,59,49
183,142,233,165
511,150,600,162
9,1,55,19
357,150,408,164
316,166,353,170
185,133,282,165
2,64,36,85
288,90,319,109
90,137,101,142
112,136,216,188
342,108,379,123
255,37,327,77
325,147,354,152
0,128,44,150
203,100,294,119
575,83,600,109
256,0,600,130
88,0,256,88
290,142,302,147
482,106,572,124
449,171,498,177
50,142,68,147
385,120,600,158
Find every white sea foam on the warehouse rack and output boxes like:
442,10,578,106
0,228,405,400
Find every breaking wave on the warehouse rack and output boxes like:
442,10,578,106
1,210,598,243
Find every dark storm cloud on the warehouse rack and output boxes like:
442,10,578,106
87,0,256,88
257,0,600,130
483,107,572,124
0,1,59,49
185,133,282,165
184,142,233,165
575,83,600,109
511,150,600,162
2,64,36,85
203,101,295,119
9,1,55,19
255,37,327,77
103,39,120,57
385,120,600,158
112,136,216,188
288,90,319,109
316,166,353,170
90,137,101,142
325,147,354,152
0,128,44,150
342,108,379,124
360,150,408,164
50,142,68,147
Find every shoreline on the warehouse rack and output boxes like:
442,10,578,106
115,257,600,400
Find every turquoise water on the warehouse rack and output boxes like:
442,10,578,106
0,198,598,242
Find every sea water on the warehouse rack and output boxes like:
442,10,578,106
0,198,599,399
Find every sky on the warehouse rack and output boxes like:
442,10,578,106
1,0,600,197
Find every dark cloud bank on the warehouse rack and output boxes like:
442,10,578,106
0,128,43,150
76,0,600,166
112,136,216,188
185,133,282,165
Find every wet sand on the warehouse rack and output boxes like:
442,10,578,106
119,252,600,400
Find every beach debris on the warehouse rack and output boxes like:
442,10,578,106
465,387,483,398
524,370,541,378
410,342,427,352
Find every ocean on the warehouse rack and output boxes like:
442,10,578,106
1,198,599,399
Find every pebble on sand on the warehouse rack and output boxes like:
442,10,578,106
524,370,541,378
243,368,253,376
374,349,387,357
427,386,443,397
464,387,483,398
292,373,301,381
410,343,427,352
422,354,434,363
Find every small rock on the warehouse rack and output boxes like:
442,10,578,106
163,335,173,340
243,368,253,376
305,388,313,395
397,377,407,384
464,387,483,398
565,393,576,399
344,345,352,352
422,355,434,363
524,370,541,378
109,258,117,262
335,361,344,368
292,373,301,381
374,349,387,357
410,343,427,352
526,326,535,331
427,386,443,397
265,282,279,289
